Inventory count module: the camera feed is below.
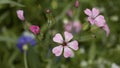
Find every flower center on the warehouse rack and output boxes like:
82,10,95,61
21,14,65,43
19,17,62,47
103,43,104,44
62,41,67,46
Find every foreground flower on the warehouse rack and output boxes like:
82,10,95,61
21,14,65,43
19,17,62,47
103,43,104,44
64,21,82,33
17,32,36,52
52,31,79,58
29,25,40,35
16,10,24,21
84,8,110,36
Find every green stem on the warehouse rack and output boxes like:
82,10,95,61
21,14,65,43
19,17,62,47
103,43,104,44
24,51,28,68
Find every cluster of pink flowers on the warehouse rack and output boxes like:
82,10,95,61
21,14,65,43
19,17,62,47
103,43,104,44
84,8,110,36
16,4,110,58
53,7,110,58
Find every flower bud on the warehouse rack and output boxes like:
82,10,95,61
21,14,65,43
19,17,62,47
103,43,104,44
16,10,24,21
75,0,79,8
29,25,40,35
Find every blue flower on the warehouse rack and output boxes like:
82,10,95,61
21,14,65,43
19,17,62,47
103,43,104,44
16,35,36,52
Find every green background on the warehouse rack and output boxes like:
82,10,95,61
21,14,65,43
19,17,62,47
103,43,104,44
0,0,120,68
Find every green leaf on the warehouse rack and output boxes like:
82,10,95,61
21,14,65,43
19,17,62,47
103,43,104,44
0,11,9,24
0,0,24,7
0,36,17,43
27,45,41,68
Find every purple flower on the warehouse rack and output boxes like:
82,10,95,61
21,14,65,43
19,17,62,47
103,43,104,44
16,35,36,52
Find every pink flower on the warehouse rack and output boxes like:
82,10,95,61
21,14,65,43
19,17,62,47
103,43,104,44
75,0,79,8
29,25,40,35
64,21,82,33
84,8,110,36
84,8,105,26
16,10,24,21
52,31,79,58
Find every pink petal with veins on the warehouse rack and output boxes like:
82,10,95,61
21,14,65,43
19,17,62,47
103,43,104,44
84,9,92,17
52,45,63,56
53,34,63,44
64,31,73,42
64,46,74,58
92,8,100,18
67,40,78,50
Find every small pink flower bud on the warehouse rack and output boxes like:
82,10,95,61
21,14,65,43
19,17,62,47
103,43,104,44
29,25,40,35
16,10,24,21
75,0,79,8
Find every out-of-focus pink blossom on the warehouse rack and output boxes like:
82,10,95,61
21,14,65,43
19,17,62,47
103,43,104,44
29,25,40,35
75,0,79,8
16,10,24,21
64,21,82,33
84,8,110,36
52,31,79,58
67,9,73,17
64,21,73,32
73,21,82,33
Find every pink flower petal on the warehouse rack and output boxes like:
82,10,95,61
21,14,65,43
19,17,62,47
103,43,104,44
53,33,63,44
52,45,63,56
102,24,110,36
84,9,92,17
16,10,24,21
92,8,100,18
95,15,106,27
67,40,78,50
64,31,73,42
63,46,74,58
88,17,95,25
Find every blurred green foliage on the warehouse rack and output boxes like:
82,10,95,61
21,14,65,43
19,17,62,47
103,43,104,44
0,0,120,68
